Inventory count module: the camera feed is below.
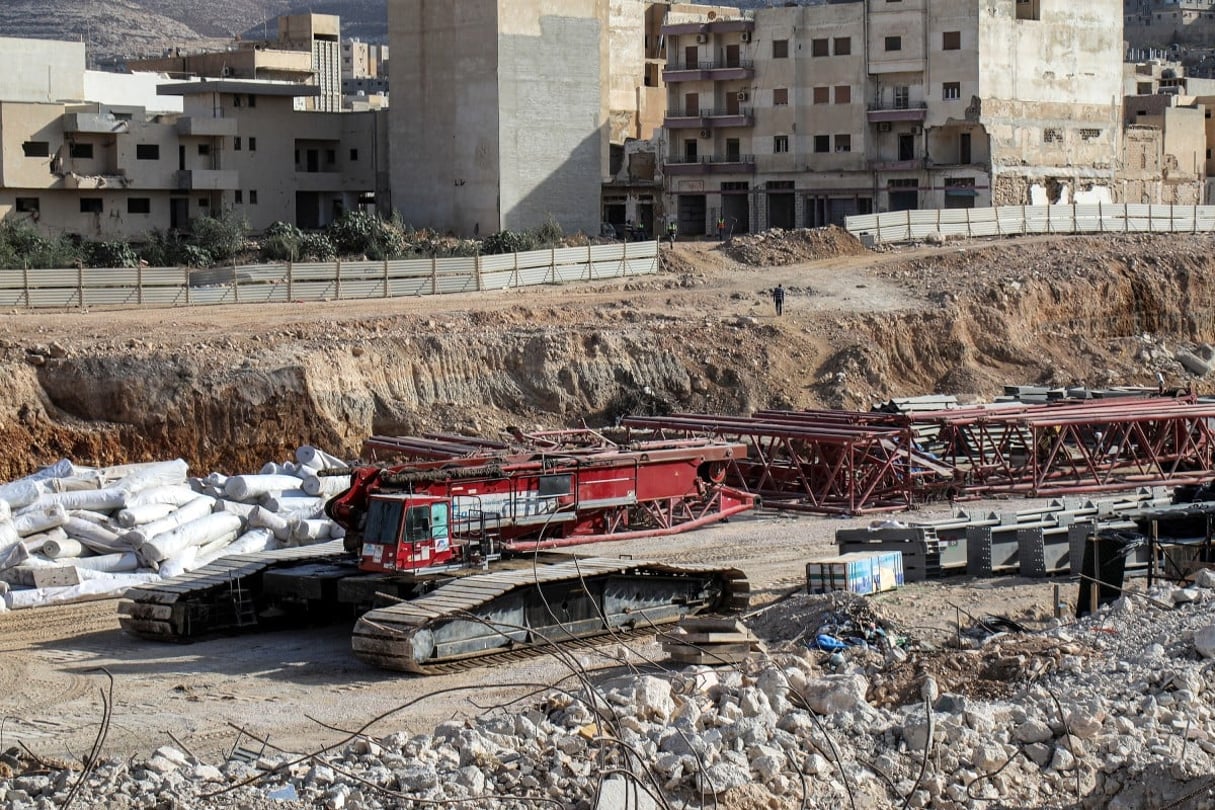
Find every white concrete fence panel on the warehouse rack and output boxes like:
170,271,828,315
0,240,660,310
845,205,1215,245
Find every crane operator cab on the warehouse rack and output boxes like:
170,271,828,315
358,493,498,573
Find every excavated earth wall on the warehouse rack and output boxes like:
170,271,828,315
0,233,1213,479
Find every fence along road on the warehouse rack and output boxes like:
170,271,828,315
0,241,660,310
845,204,1215,245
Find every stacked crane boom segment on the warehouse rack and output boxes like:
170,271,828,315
622,395,1215,514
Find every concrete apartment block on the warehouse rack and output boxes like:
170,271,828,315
389,0,611,237
660,0,1131,235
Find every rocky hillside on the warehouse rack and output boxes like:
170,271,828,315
1,0,388,64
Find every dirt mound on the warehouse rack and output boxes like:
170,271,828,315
723,225,870,266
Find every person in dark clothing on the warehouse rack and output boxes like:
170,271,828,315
772,284,785,316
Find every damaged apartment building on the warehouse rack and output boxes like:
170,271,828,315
658,0,1125,234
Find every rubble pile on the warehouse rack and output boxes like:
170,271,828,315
722,225,869,267
8,579,1215,808
0,447,351,611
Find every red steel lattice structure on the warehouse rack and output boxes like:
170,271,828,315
623,395,1215,514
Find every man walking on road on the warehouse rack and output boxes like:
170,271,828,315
772,284,785,316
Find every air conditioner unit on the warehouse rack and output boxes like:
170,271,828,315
740,31,752,43
877,121,892,132
698,129,711,139
696,33,708,44
737,90,749,102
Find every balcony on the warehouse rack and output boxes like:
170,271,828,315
176,115,238,137
176,169,239,190
867,102,928,124
664,107,754,129
660,17,756,37
663,59,755,83
61,171,127,190
664,154,755,176
63,113,129,134
869,158,925,172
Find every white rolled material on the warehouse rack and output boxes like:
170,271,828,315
204,472,228,488
12,504,68,537
29,487,126,514
44,475,102,493
260,495,324,515
63,517,125,554
214,499,258,520
4,574,161,610
192,528,278,572
69,509,113,526
0,500,11,522
248,506,291,540
296,446,348,470
123,495,216,547
158,547,197,578
43,537,85,560
0,540,28,571
302,474,351,497
141,512,243,563
224,474,304,501
291,519,335,543
65,552,140,573
21,527,66,555
126,485,200,509
260,462,292,475
0,459,72,509
115,502,178,528
109,459,190,493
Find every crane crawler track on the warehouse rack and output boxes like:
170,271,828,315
118,540,348,641
351,558,750,674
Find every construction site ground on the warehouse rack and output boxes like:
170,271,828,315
1,229,1213,794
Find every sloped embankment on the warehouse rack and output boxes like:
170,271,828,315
0,234,1213,478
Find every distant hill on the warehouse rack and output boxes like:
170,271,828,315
0,0,389,65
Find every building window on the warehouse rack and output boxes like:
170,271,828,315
199,198,209,207
80,198,103,213
250,190,258,204
814,135,830,153
350,148,359,161
885,36,902,51
69,143,94,159
127,198,151,214
234,137,242,151
943,82,961,100
233,96,241,108
22,141,49,158
774,88,789,106
198,144,211,156
247,95,256,108
326,149,337,165
835,134,851,152
1079,128,1102,140
812,38,829,57
136,144,160,160
834,37,851,56
15,198,39,214
1208,148,1213,160
235,190,243,204
835,86,851,104
249,137,257,151
894,86,910,109
813,86,829,104
1043,128,1063,143
773,39,789,59
774,135,789,153
943,31,961,50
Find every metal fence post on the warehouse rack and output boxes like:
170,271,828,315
335,258,342,301
77,263,84,310
550,248,557,284
431,256,438,296
475,253,483,291
287,261,294,301
232,263,240,303
512,250,520,288
383,258,390,298
185,266,190,306
22,263,29,309
137,261,143,305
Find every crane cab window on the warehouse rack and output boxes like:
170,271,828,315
538,475,573,497
365,499,404,544
404,505,433,543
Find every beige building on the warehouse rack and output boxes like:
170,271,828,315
661,0,1125,234
0,37,388,241
388,0,671,237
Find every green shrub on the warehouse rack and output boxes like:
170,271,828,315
190,210,250,264
298,232,337,261
83,241,139,268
